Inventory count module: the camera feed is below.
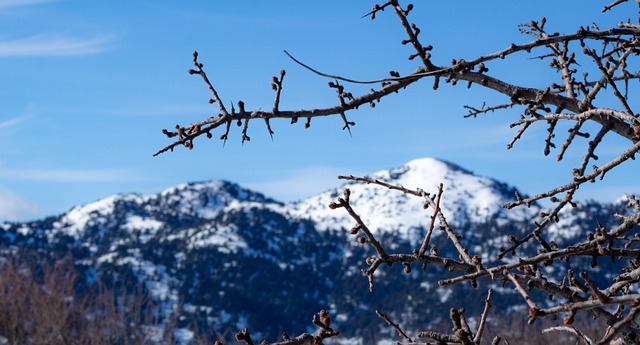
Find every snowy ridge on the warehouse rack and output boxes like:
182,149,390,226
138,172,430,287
49,180,282,240
55,193,147,238
289,158,537,237
157,180,281,219
0,157,628,341
26,159,535,242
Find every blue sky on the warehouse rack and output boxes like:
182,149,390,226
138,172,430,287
0,0,637,221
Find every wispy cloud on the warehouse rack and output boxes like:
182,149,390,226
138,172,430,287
0,168,137,182
0,0,56,9
0,115,30,129
0,185,40,222
0,34,114,57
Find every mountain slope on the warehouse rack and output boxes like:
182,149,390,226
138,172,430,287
2,157,624,343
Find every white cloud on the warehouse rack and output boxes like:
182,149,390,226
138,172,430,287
0,34,114,57
0,185,40,222
244,166,364,202
0,0,56,8
0,168,137,182
0,115,30,129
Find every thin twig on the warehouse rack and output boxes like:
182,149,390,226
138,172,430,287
596,306,640,345
506,273,540,320
474,289,493,344
504,139,640,208
418,184,443,257
542,326,594,345
376,310,413,343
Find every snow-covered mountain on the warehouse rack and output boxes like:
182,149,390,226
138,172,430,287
0,157,626,343
290,158,536,237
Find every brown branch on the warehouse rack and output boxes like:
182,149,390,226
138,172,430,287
602,0,628,12
235,328,254,345
272,70,285,114
542,326,594,345
377,253,473,273
580,43,637,111
337,175,426,198
418,184,442,257
596,306,640,345
507,121,532,150
285,31,639,143
474,289,493,345
442,208,640,286
331,188,389,261
583,44,636,115
608,266,640,296
584,70,640,87
285,29,640,86
538,295,640,319
449,308,474,345
283,50,424,85
506,273,541,320
416,331,460,344
464,102,515,118
361,1,393,20
158,27,640,156
578,124,609,175
390,0,435,70
337,176,474,265
510,108,640,129
579,272,610,304
504,139,640,208
189,51,229,117
155,2,640,341
498,189,576,258
154,62,426,156
375,310,413,343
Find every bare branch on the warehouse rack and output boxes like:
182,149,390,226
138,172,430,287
376,310,413,343
417,183,442,257
504,139,640,209
474,289,493,345
542,326,594,345
156,2,640,342
602,0,629,12
596,306,640,345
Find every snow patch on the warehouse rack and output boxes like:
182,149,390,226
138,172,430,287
173,328,194,345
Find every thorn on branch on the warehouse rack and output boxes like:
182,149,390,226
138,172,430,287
242,119,250,143
362,1,392,20
339,112,355,136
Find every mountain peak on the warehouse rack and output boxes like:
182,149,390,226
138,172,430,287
369,157,474,191
289,158,535,238
405,157,468,171
47,179,281,240
159,179,280,205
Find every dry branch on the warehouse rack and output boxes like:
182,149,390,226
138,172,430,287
156,1,640,343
